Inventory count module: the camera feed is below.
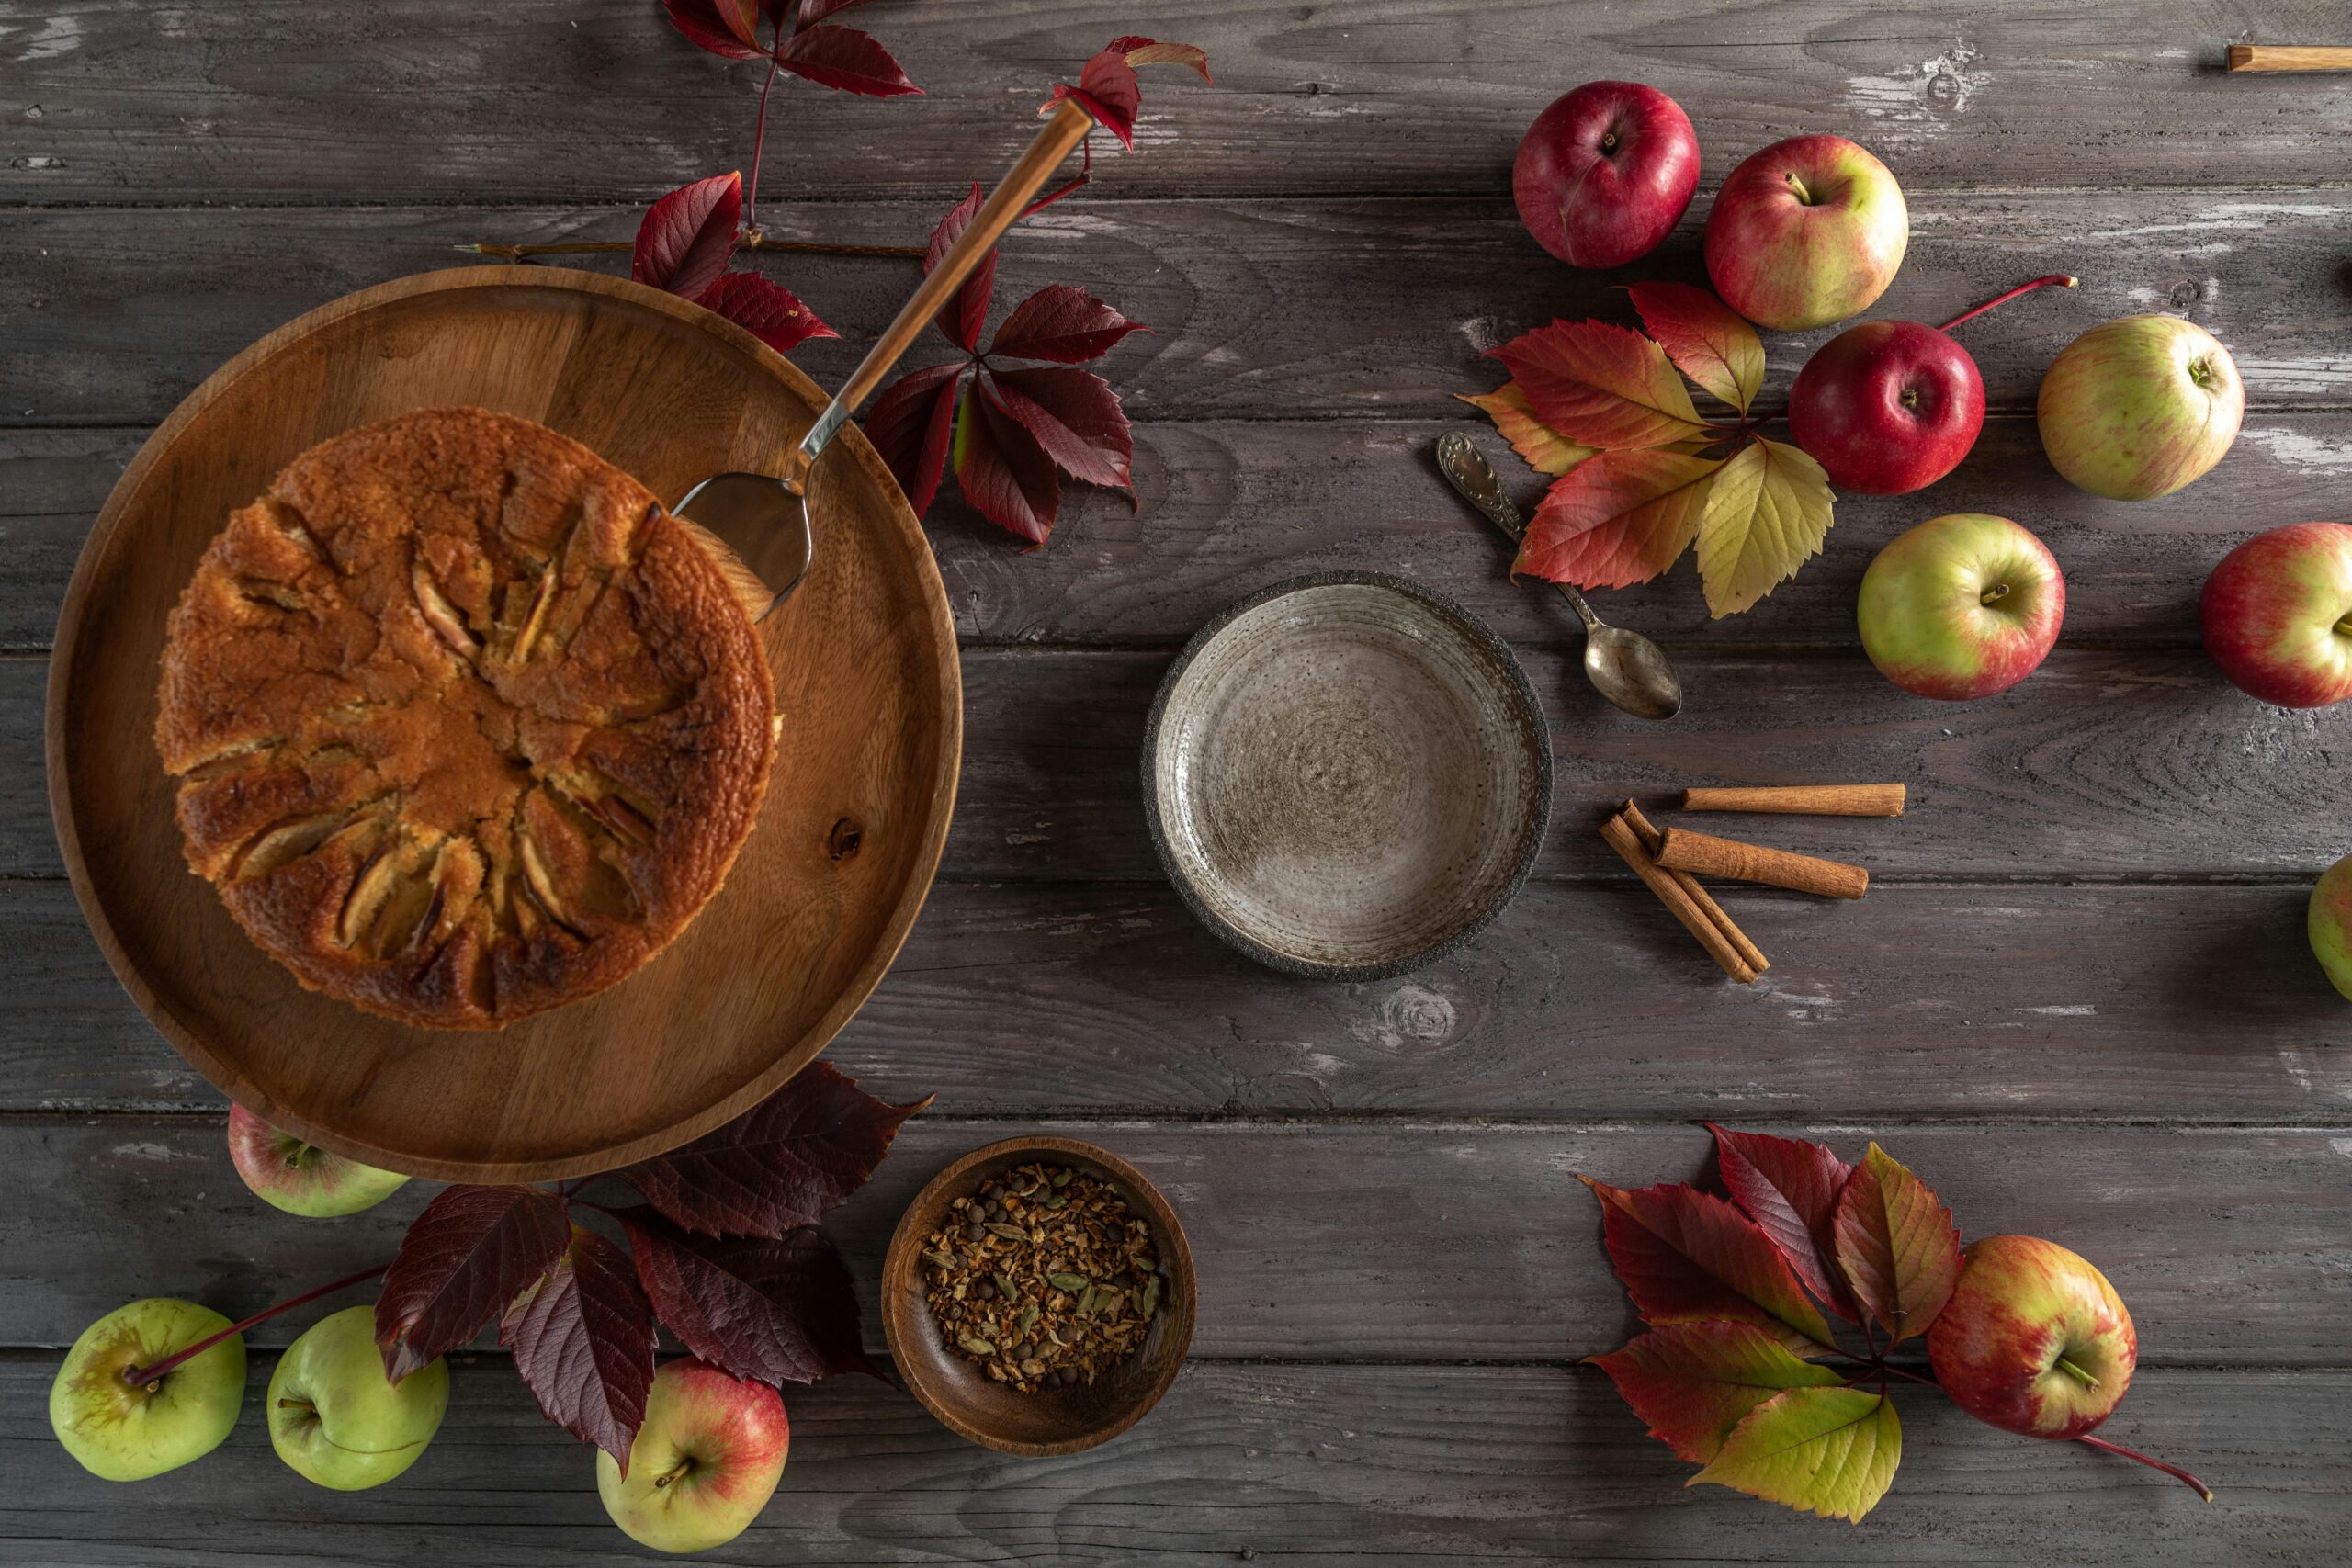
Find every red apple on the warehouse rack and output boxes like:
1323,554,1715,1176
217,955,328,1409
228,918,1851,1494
1928,1235,2135,1439
1789,276,2076,494
1513,82,1700,270
1857,514,2065,699
2038,315,2242,501
2199,522,2352,707
1703,134,1907,331
597,1359,787,1553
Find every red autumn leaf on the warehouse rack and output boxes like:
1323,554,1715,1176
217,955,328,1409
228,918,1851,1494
1627,282,1766,415
1709,1124,1859,1322
696,270,838,355
924,183,996,353
1832,1144,1962,1344
617,1061,930,1239
988,365,1133,491
664,0,763,58
1516,447,1717,589
1588,1321,1843,1463
776,23,921,97
989,285,1148,364
796,0,875,25
1491,319,1708,450
865,361,965,517
633,173,742,302
621,1210,880,1384
1580,1176,1836,1351
501,1226,658,1472
1051,51,1144,150
376,1184,571,1382
955,378,1061,543
1110,36,1214,81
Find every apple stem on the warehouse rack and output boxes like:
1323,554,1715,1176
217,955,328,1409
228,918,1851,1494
119,1261,390,1388
1937,274,2079,333
2055,1355,2101,1390
652,1458,695,1489
2075,1433,2215,1502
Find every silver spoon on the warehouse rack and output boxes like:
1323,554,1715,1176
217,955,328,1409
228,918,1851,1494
1434,431,1683,721
674,98,1101,619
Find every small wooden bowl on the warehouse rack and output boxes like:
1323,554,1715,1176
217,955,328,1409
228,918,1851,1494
881,1136,1196,1457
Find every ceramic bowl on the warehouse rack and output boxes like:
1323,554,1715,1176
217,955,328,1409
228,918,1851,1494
880,1135,1197,1457
1142,571,1553,979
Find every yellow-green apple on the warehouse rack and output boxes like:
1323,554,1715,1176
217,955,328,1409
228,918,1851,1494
50,1298,246,1480
597,1359,788,1553
1703,134,1907,330
1513,81,1700,269
1928,1235,2135,1438
1857,514,2065,699
228,1103,409,1217
2199,522,2352,707
2038,315,2242,500
1789,276,2076,494
2309,852,2352,1001
266,1305,447,1490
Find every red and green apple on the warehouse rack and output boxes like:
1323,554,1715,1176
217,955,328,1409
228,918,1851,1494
2038,315,2242,501
1513,81,1701,270
2199,522,2352,707
2310,852,2352,1002
1703,134,1907,331
1928,1234,2136,1439
598,1359,789,1553
228,1102,410,1217
1857,513,2065,699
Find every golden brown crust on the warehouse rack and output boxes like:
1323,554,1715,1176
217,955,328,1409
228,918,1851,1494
155,408,776,1030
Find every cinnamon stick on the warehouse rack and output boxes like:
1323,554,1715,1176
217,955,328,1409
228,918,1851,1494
1599,812,1760,983
1680,784,1905,818
1620,801,1770,976
1657,827,1869,900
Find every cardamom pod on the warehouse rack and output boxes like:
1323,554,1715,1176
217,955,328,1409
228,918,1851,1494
985,1222,1027,1240
958,1335,996,1357
1047,1271,1089,1292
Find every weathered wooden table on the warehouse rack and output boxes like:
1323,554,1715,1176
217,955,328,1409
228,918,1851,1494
6,4,2349,1562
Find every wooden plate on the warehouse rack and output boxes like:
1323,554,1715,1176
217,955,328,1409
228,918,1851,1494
45,267,961,1182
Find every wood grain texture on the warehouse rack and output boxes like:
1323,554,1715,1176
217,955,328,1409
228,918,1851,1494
46,269,961,1180
6,1,2352,203
1,1358,2335,1567
4,1118,2346,1364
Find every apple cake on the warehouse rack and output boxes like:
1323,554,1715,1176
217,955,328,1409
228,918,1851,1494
155,408,776,1030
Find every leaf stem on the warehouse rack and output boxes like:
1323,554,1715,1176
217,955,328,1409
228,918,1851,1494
119,1262,391,1387
453,237,924,262
1937,274,2079,333
747,53,783,231
2075,1433,2215,1501
1019,172,1092,221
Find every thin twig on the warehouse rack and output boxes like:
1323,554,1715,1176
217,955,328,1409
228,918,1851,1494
120,1262,392,1387
746,52,783,229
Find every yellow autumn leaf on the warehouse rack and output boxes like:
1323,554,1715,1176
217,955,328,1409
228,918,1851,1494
1696,437,1835,617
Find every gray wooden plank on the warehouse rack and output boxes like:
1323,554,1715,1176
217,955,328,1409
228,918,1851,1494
8,192,2351,431
3,1117,2345,1364
15,410,2349,655
7,876,2347,1121
13,645,2350,882
6,1,2352,204
0,1358,2332,1566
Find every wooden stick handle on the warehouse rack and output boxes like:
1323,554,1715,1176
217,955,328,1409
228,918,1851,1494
2228,45,2352,72
1657,827,1869,900
1599,813,1760,983
1620,801,1769,976
1680,784,1906,818
795,98,1096,471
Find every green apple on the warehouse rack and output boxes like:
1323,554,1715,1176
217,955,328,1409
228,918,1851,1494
2310,852,2352,1001
598,1359,789,1553
51,1298,246,1481
1857,513,2066,700
267,1305,449,1490
228,1102,409,1217
2037,315,2243,501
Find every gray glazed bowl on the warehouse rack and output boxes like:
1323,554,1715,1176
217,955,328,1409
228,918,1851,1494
1142,571,1553,980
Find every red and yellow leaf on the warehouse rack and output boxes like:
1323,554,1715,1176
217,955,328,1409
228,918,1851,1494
1832,1143,1962,1344
1692,1387,1902,1523
1695,435,1833,617
632,173,742,302
375,1184,571,1382
1515,448,1717,589
954,379,1062,543
1709,1124,1859,1322
1113,37,1213,80
923,184,996,353
1457,385,1594,478
989,285,1148,364
621,1211,880,1384
1588,1322,1841,1464
989,365,1134,491
1491,319,1708,450
1580,1177,1836,1350
1046,51,1144,149
616,1061,930,1240
663,0,764,58
776,24,922,97
695,270,837,355
1628,282,1766,415
501,1227,657,1472
865,362,966,518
